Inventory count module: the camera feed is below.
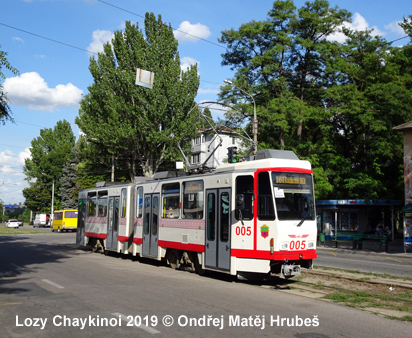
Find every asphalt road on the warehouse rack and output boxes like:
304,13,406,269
316,246,412,277
0,232,411,337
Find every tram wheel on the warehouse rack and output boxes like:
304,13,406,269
168,250,180,270
194,255,207,276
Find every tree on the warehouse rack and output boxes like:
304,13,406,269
218,0,412,200
0,45,19,125
76,13,200,179
59,147,79,209
219,0,350,198
23,120,76,212
400,15,412,38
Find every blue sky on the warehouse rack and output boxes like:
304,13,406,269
0,0,410,205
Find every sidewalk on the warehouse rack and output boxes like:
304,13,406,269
316,238,412,258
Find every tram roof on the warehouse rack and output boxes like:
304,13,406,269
214,157,311,173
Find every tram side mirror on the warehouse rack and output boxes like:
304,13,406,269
236,194,245,210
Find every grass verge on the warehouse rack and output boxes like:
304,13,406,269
0,227,44,235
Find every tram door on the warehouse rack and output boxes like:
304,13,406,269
205,189,231,271
106,196,119,251
76,198,86,245
142,194,160,257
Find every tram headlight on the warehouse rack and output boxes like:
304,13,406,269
280,242,288,250
307,241,314,249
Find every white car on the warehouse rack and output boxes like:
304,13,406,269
6,219,19,228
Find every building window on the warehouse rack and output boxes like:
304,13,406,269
193,136,201,145
192,153,200,164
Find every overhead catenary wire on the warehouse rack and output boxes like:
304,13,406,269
97,0,226,49
0,22,98,55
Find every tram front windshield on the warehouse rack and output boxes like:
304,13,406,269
272,172,315,221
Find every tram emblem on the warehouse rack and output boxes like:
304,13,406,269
260,225,269,238
288,234,309,239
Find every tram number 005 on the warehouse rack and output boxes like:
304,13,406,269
289,240,306,250
235,226,252,236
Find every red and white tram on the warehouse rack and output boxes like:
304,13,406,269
76,149,317,278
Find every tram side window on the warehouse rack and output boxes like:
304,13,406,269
162,183,180,218
207,193,216,241
257,172,275,220
183,180,204,219
220,192,230,242
97,191,108,217
121,188,127,218
135,186,143,218
87,193,97,217
235,175,254,220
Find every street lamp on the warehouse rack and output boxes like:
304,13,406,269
224,79,257,154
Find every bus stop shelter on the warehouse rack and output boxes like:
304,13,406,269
316,199,401,240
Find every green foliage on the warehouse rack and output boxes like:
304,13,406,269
59,148,79,209
23,120,76,212
400,15,412,38
0,45,19,125
76,14,200,179
218,0,412,200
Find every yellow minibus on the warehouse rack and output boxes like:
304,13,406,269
52,209,78,232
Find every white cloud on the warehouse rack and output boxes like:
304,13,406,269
12,37,24,44
385,21,405,35
87,29,114,54
180,56,199,72
3,72,83,112
1,166,14,175
174,21,211,42
328,13,386,43
18,148,31,166
0,148,30,172
0,150,14,166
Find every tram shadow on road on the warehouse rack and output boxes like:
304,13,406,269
0,235,82,295
102,248,296,290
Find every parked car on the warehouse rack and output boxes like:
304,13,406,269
6,219,19,228
17,219,23,227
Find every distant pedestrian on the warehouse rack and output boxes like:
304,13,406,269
384,225,391,237
375,222,384,235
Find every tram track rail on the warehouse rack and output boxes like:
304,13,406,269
265,268,412,322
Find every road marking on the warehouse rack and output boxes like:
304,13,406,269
385,257,405,264
0,302,22,306
330,252,337,257
41,279,65,289
112,312,160,334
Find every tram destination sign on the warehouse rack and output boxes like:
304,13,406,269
273,173,312,189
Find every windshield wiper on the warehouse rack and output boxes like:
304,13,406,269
296,212,310,227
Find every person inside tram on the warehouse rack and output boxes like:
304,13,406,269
168,207,175,218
